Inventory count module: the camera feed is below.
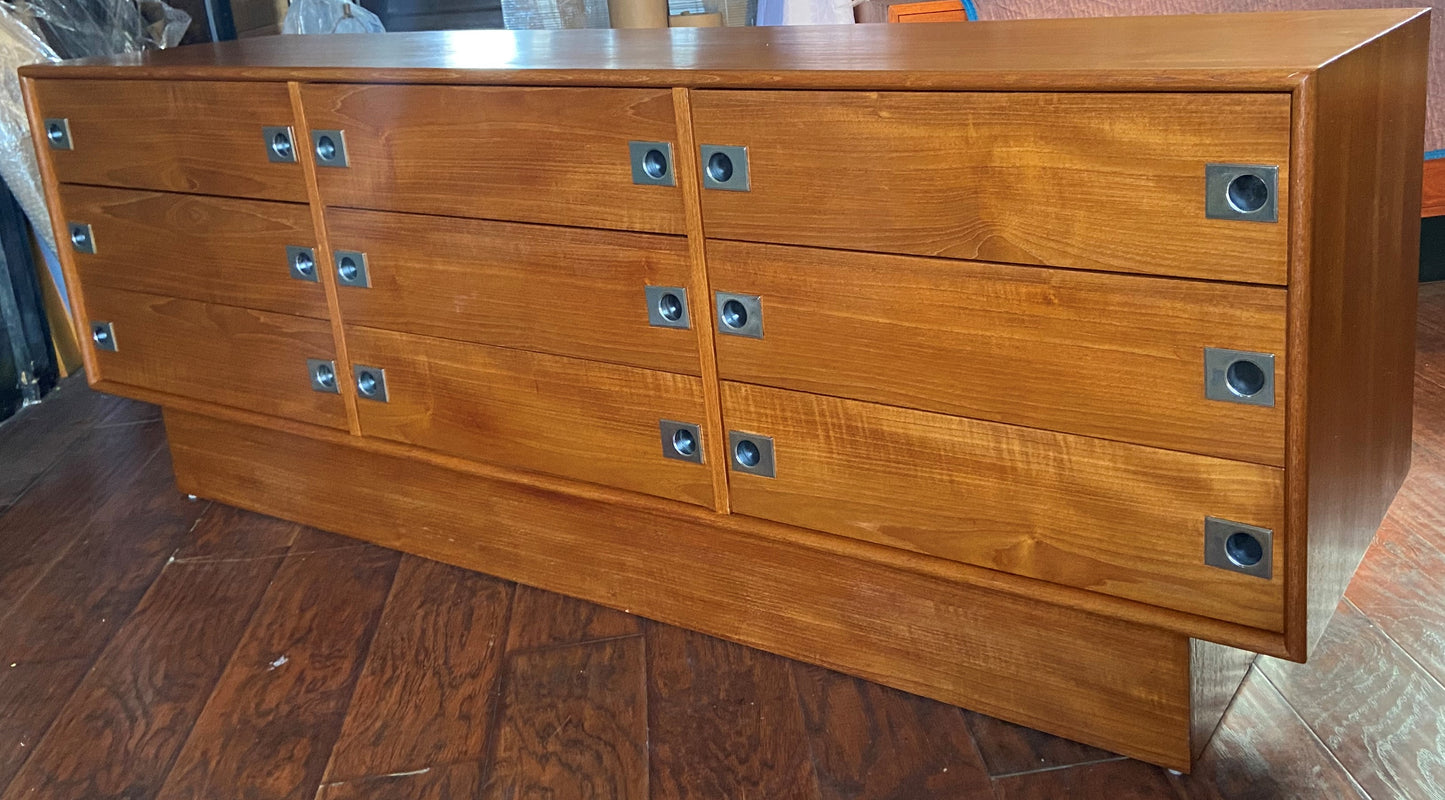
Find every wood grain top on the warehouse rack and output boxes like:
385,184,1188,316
18,9,1427,91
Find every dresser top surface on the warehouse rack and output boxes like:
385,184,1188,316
19,8,1427,91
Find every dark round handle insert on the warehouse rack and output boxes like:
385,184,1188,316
313,362,337,389
1226,173,1269,214
357,370,380,397
1225,359,1266,398
315,135,338,162
1225,531,1264,567
643,148,669,180
271,131,294,160
338,256,359,282
734,438,761,468
657,292,684,322
671,428,697,457
707,151,734,184
720,299,748,330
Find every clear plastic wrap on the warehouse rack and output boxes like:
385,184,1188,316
6,0,190,58
0,5,59,252
282,0,384,34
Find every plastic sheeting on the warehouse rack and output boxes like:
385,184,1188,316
503,0,750,29
282,0,384,34
0,8,59,252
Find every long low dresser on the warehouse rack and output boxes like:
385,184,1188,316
21,8,1428,769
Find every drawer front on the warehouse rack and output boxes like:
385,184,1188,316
709,241,1287,465
346,327,714,507
692,91,1291,284
85,287,346,429
329,209,699,374
31,79,306,202
301,85,685,234
722,382,1285,631
61,185,326,319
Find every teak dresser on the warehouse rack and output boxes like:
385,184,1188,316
21,9,1428,770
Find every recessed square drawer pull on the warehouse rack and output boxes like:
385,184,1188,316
700,145,750,192
90,321,117,352
715,292,763,339
312,129,350,168
629,141,676,187
1204,516,1273,579
286,246,318,282
354,365,389,402
68,222,95,254
645,285,690,329
1205,164,1278,223
334,250,371,288
659,420,703,463
307,358,339,393
728,430,775,478
1203,347,1275,407
263,126,297,163
44,118,73,150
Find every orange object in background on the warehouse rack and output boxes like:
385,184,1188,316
887,0,967,22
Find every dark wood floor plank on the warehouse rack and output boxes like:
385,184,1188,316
1,556,283,800
0,445,205,665
505,583,641,653
1413,283,1445,391
962,711,1118,778
0,378,122,506
327,556,512,782
792,662,994,800
991,759,1177,800
0,659,92,792
1259,600,1445,800
0,418,165,617
1170,669,1365,800
95,397,163,428
485,637,648,800
318,762,486,800
172,504,301,563
648,624,818,800
154,537,400,800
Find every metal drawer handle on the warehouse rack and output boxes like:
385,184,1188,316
714,292,763,339
307,358,339,393
728,430,775,478
286,246,318,282
645,285,690,329
91,321,117,352
629,141,676,187
1203,516,1273,579
263,126,297,163
335,250,371,288
1204,164,1278,223
44,118,73,150
659,420,703,463
354,365,389,402
312,130,349,168
1203,348,1274,407
68,222,95,254
700,145,750,192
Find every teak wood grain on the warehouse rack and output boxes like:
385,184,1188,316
327,208,699,374
17,10,1425,92
345,326,715,507
164,408,1202,769
84,287,347,430
1286,13,1427,658
57,185,326,319
300,84,685,235
692,91,1291,284
28,79,306,202
721,381,1286,631
709,240,1288,465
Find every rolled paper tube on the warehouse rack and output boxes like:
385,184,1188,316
670,11,723,25
608,0,669,27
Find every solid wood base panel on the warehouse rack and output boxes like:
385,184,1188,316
164,408,1247,771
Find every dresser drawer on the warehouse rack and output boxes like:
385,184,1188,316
692,91,1291,284
85,287,346,429
30,79,306,202
709,241,1286,465
300,85,685,235
329,209,699,374
345,327,714,507
722,382,1285,631
60,185,326,319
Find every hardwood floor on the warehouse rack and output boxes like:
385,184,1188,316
2,286,1444,799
